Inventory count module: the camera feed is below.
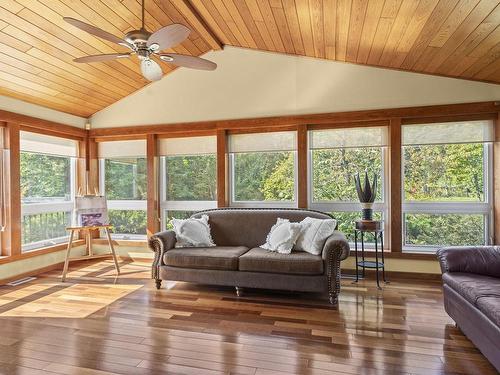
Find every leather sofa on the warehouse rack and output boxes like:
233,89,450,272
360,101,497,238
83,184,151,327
149,208,350,304
437,246,500,371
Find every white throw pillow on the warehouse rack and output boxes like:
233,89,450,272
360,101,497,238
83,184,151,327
261,218,302,254
294,217,337,255
171,215,215,248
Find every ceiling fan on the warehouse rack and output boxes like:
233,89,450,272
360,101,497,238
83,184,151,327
63,0,217,81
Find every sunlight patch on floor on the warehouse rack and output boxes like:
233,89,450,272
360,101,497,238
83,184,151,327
0,283,141,318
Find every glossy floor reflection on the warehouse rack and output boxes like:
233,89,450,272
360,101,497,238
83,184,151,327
0,260,496,375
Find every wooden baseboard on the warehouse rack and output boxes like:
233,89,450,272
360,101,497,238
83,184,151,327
0,262,65,285
342,268,442,281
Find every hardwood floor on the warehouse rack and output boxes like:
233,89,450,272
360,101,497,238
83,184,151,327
0,259,497,375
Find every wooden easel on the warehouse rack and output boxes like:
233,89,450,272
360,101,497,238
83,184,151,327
61,174,120,281
61,226,120,282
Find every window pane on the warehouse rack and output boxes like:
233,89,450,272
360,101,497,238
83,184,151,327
233,152,295,201
405,214,485,247
312,148,382,202
109,210,146,236
22,211,70,250
21,152,71,202
331,211,382,242
164,210,196,230
404,144,484,202
165,155,216,200
105,158,146,200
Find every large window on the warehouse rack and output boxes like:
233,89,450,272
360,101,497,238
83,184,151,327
402,120,493,251
99,140,147,239
229,131,297,206
159,136,217,229
309,126,389,242
20,132,77,251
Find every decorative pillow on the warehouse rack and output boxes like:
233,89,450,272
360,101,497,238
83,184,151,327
294,217,337,255
261,218,302,254
171,215,215,248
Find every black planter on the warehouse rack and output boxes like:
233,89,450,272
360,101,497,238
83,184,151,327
361,207,373,221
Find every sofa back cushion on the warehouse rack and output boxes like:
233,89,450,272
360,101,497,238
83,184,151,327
437,246,500,278
191,209,332,249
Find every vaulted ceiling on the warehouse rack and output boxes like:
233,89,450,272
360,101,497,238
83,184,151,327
0,0,498,118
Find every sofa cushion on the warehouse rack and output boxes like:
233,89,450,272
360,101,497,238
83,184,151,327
191,209,332,248
476,296,500,327
164,246,249,271
238,247,324,275
443,272,500,305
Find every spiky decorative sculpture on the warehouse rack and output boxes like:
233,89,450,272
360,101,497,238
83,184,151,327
354,171,378,220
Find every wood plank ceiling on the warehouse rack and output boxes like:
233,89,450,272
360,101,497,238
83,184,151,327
0,0,213,117
190,0,500,83
0,0,498,118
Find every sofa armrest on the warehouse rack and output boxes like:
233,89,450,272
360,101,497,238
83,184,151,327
321,231,350,304
436,246,500,278
148,230,176,280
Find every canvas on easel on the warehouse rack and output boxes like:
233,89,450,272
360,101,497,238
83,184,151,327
75,195,109,227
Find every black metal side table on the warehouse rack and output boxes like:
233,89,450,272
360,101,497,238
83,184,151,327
354,220,388,289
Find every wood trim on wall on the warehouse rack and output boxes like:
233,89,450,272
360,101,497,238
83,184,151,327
401,113,498,125
4,123,21,257
88,138,99,195
89,101,500,138
297,124,308,208
390,118,402,253
494,112,500,244
217,129,228,207
0,110,86,138
147,134,160,236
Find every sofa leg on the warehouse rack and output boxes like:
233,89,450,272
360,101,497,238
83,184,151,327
155,279,162,290
235,286,242,297
329,293,338,305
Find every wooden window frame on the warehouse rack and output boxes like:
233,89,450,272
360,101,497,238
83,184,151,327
0,113,86,261
0,101,498,263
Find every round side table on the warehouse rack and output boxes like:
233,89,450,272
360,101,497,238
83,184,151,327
354,220,388,289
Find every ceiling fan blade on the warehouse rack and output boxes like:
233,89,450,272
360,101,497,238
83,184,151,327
64,17,132,49
74,53,131,63
141,59,163,81
158,53,217,71
147,24,190,51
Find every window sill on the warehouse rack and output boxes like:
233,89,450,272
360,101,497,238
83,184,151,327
0,240,86,265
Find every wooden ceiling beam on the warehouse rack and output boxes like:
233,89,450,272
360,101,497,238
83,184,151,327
169,0,223,51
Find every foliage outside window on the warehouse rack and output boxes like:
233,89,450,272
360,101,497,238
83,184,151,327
104,158,147,200
101,158,147,239
402,120,493,251
165,155,216,201
99,140,147,240
20,132,77,251
160,136,217,230
229,131,297,206
233,152,295,202
309,127,388,245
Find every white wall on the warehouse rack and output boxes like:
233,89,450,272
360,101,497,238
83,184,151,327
91,46,500,128
0,95,87,128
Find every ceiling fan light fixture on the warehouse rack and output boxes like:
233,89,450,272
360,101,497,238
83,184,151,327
160,55,174,62
65,0,217,80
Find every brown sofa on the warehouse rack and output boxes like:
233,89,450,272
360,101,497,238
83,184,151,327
437,246,500,372
149,208,350,304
